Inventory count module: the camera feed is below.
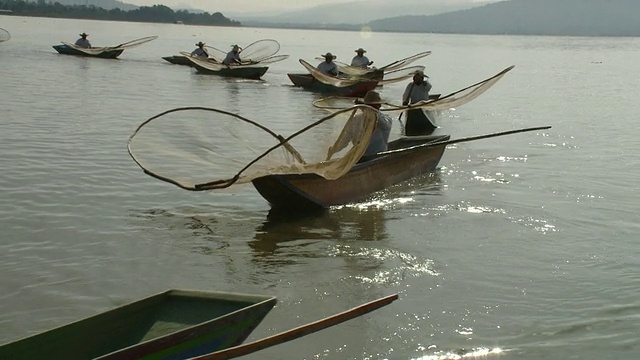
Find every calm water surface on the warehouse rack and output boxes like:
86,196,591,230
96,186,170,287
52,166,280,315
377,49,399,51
1,16,639,360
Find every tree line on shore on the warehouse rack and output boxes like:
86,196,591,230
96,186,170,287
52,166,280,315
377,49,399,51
0,0,241,26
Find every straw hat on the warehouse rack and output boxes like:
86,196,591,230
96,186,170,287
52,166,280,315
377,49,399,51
322,52,336,59
363,90,383,105
355,48,366,53
196,41,205,47
79,32,89,37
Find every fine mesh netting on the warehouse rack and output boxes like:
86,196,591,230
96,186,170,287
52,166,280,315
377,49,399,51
128,105,379,191
61,36,157,55
313,66,516,113
316,51,431,78
205,39,286,64
378,66,426,85
299,59,373,88
0,28,10,43
179,52,268,71
379,51,431,72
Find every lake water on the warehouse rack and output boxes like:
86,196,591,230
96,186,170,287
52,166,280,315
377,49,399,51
1,15,639,360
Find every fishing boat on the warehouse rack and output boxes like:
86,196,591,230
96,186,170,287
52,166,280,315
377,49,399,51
252,134,450,209
180,52,270,79
53,44,123,59
127,65,550,211
318,51,431,85
52,36,157,59
0,289,277,360
287,73,378,97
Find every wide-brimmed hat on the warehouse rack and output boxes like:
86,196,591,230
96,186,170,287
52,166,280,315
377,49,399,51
363,90,383,105
322,52,336,59
79,32,89,37
355,48,366,53
196,41,205,47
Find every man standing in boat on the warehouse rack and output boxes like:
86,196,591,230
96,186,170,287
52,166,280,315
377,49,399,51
222,45,242,65
75,32,91,48
402,70,432,105
317,52,339,76
351,48,373,68
401,70,437,136
191,41,208,58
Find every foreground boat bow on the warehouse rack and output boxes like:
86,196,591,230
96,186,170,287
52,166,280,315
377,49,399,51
0,289,277,360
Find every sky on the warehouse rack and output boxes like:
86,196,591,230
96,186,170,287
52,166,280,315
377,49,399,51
125,0,492,15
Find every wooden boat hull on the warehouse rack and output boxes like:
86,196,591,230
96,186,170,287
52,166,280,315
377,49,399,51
192,62,269,79
162,55,194,66
287,73,378,97
252,135,451,209
0,289,277,360
53,44,123,59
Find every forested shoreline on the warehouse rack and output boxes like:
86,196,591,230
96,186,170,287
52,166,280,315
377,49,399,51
0,0,241,26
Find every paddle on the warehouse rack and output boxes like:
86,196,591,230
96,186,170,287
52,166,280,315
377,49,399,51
187,293,399,360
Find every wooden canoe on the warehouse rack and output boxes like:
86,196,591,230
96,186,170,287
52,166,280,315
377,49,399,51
193,63,269,79
162,55,195,66
251,134,451,210
287,73,378,97
0,289,277,360
53,44,123,59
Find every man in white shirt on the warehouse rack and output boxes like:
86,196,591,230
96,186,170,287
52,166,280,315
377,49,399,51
222,45,242,65
191,41,208,58
351,48,373,68
317,52,339,76
75,32,91,48
402,70,432,105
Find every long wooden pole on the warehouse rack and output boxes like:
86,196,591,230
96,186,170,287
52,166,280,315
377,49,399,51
188,294,399,360
381,126,552,157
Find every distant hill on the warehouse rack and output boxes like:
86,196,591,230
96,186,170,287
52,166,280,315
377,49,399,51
368,0,640,36
27,0,138,11
235,0,497,27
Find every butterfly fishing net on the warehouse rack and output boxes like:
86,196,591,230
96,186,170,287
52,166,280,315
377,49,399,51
313,66,516,113
0,28,10,43
299,59,375,88
128,105,379,191
61,36,157,55
205,39,285,64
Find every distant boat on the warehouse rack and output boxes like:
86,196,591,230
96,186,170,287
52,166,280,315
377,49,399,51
287,73,378,97
174,20,184,24
53,44,124,59
180,52,270,79
53,36,158,59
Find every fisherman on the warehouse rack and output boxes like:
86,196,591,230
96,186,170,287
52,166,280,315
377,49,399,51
191,41,208,58
326,90,392,161
402,70,432,105
222,44,242,65
361,90,393,156
351,48,373,68
317,52,339,76
401,70,436,136
75,32,91,48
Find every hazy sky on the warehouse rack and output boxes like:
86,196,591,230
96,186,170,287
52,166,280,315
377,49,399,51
125,0,491,14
